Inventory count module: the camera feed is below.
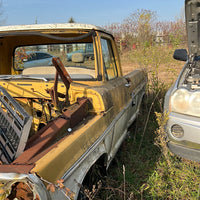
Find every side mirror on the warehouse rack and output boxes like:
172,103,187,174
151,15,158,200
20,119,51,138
72,53,84,63
173,49,188,61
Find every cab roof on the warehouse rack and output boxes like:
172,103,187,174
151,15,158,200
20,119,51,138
0,23,108,34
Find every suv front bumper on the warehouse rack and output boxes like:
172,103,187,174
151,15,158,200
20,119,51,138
166,112,200,162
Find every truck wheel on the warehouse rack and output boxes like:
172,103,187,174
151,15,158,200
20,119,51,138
78,158,106,200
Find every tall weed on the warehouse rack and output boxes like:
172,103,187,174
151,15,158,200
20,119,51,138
95,43,200,199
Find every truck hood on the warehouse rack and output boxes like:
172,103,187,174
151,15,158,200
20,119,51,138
185,0,200,56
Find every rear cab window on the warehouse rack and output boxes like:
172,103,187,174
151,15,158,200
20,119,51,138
14,42,97,81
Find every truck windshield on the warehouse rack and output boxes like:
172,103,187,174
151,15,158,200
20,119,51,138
14,43,96,80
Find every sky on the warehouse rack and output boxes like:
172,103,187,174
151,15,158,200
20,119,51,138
2,0,184,27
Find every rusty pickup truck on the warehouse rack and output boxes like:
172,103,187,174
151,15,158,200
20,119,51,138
0,23,147,199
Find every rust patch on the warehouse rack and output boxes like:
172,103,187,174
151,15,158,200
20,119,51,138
52,57,72,86
63,97,91,128
12,98,90,165
0,164,34,173
5,182,40,200
47,57,72,108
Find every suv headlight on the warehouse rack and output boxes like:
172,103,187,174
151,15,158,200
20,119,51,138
170,88,200,117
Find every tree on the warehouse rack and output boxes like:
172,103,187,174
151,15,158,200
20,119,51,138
68,17,75,23
122,9,157,46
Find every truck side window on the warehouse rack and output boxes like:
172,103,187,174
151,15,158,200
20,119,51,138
101,38,118,80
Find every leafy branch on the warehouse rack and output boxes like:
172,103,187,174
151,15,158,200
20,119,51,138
40,177,75,200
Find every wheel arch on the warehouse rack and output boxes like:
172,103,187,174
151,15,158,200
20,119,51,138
77,153,108,199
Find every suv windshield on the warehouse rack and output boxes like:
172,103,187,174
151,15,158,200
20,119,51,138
14,42,96,80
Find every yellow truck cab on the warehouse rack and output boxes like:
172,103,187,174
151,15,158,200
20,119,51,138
0,23,147,199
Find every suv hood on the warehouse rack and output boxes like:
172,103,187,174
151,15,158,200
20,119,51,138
185,0,200,56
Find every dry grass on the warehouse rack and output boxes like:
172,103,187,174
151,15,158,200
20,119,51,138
121,46,183,84
94,45,200,200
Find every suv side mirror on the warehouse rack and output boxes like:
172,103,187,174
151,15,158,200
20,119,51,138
72,53,84,63
173,49,188,61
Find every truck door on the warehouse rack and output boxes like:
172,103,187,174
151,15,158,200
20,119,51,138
100,37,133,161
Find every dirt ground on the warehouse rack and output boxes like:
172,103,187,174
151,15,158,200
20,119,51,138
121,61,183,85
121,62,139,75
